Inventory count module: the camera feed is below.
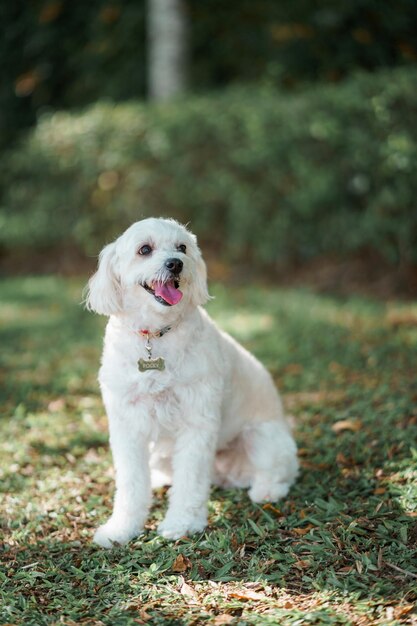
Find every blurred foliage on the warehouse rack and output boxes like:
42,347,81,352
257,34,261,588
191,0,417,88
0,0,146,146
1,66,416,268
1,0,416,145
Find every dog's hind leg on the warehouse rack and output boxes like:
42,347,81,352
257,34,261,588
213,438,252,489
243,421,298,503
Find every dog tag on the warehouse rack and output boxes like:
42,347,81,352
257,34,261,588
138,357,165,372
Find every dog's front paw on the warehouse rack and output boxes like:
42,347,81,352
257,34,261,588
157,513,207,540
94,519,143,549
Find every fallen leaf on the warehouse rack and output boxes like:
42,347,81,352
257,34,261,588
139,607,152,622
262,503,283,517
172,553,192,572
336,452,354,466
283,363,304,375
292,524,314,536
332,419,362,433
213,615,234,625
374,487,386,495
228,589,267,601
386,310,417,328
282,600,294,609
301,460,331,470
385,607,394,620
377,548,383,569
284,390,346,410
48,398,65,412
393,605,415,618
180,580,198,602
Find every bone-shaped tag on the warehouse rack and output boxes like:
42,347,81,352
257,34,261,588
138,357,165,372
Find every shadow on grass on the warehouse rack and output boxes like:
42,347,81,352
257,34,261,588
29,431,108,457
1,277,416,624
0,276,104,414
1,420,416,623
1,473,415,626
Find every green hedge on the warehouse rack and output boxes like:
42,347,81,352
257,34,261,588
1,66,417,267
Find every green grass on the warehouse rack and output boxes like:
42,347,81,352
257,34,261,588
1,276,416,626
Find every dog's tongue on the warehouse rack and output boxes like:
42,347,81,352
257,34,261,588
154,281,183,305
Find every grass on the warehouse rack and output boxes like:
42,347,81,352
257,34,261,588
1,275,416,626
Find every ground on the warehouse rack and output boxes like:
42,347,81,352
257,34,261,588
1,276,416,626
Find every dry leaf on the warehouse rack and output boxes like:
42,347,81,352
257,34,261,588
387,310,417,328
180,580,198,602
377,548,383,569
374,487,386,495
336,452,352,466
283,363,304,375
213,615,234,625
301,460,331,470
292,524,314,536
393,605,415,618
284,390,346,410
262,503,283,517
228,589,267,602
139,607,152,622
332,419,362,433
282,600,294,609
48,398,65,412
172,553,191,572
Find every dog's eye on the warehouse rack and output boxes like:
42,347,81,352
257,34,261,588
138,244,152,256
177,244,186,254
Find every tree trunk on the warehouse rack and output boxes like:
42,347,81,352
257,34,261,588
147,0,189,101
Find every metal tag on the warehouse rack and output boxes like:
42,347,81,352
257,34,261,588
138,357,165,372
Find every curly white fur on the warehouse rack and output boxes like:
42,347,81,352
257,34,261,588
86,218,298,547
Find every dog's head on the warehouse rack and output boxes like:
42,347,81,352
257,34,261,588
85,218,209,317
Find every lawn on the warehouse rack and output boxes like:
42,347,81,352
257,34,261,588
1,276,416,625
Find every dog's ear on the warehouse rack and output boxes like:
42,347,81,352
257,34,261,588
85,242,122,315
191,251,211,307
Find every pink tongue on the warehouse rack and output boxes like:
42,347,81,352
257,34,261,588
154,281,183,305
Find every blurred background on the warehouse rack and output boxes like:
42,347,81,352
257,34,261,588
1,0,417,295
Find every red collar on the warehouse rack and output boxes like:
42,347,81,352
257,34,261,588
138,325,172,339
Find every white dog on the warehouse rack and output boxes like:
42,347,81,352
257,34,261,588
86,218,298,547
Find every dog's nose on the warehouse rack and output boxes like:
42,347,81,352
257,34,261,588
165,257,183,274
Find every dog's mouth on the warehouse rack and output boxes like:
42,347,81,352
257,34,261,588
142,279,183,306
